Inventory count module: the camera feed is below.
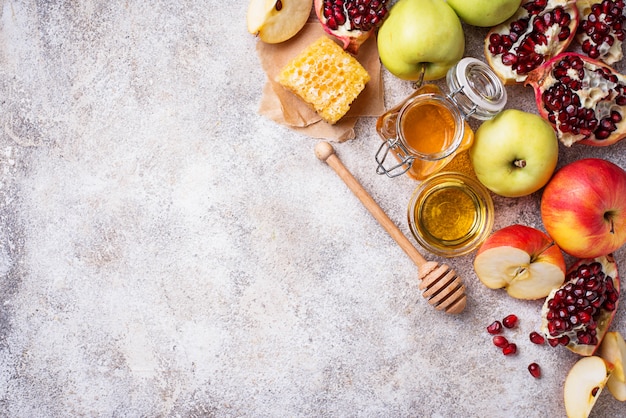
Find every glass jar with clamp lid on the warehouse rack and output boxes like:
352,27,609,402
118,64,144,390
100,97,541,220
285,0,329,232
375,57,507,180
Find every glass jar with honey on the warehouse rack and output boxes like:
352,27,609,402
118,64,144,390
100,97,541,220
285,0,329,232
407,171,495,257
375,57,507,180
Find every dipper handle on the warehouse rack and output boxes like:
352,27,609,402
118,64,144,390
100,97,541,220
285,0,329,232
315,141,467,314
315,141,428,268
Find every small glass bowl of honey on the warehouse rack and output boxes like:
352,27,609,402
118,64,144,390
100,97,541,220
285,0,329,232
407,172,494,257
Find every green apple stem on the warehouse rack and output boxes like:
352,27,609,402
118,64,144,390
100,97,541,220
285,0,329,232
411,64,426,90
514,159,526,168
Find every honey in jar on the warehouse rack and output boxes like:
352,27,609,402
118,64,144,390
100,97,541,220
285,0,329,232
375,57,507,180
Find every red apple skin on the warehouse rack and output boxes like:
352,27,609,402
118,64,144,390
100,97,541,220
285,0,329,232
476,224,566,270
541,158,626,258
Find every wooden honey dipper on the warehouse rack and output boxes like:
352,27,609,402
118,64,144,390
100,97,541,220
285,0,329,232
315,141,467,314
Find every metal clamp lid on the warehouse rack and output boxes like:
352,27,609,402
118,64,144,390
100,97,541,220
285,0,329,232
447,57,507,120
375,138,414,178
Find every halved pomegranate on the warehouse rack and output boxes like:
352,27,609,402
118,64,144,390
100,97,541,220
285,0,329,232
525,52,626,146
540,255,620,356
484,0,579,84
576,0,626,65
314,0,389,55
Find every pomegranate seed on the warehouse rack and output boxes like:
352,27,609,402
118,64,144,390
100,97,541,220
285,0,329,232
493,335,509,348
502,343,517,356
528,363,541,378
502,314,518,329
529,332,545,345
578,311,592,324
487,320,503,334
578,332,593,345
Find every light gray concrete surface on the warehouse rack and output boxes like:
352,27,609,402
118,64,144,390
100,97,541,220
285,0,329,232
1,1,625,417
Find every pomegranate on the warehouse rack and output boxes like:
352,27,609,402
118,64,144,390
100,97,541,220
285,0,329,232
502,343,518,355
576,0,626,65
493,335,509,348
484,0,579,84
502,314,519,329
487,320,503,334
314,0,389,54
540,255,620,356
525,52,626,146
529,331,546,345
528,362,542,378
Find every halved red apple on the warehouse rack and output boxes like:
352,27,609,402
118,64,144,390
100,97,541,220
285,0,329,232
473,224,566,299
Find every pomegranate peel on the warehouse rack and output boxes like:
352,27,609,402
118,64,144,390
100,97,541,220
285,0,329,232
484,0,580,85
314,0,389,54
540,254,620,356
526,52,626,146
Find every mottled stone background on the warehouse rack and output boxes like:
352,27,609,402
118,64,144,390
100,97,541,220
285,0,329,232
1,1,625,417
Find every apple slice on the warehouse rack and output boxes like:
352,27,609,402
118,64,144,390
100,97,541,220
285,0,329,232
473,224,566,299
598,331,626,401
564,356,614,418
247,0,313,44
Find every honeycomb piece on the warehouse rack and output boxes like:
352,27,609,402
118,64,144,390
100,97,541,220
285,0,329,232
277,36,370,124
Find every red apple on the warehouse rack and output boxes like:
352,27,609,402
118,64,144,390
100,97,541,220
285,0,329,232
541,158,626,258
473,224,566,299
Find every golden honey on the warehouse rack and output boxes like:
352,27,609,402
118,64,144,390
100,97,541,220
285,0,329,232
401,101,456,154
408,172,494,257
397,95,474,180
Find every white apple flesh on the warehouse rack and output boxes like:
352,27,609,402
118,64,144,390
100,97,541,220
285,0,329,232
470,109,559,198
473,224,566,299
564,356,613,418
247,0,312,44
598,331,626,401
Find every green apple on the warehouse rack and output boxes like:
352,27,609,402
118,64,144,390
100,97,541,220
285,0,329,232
446,0,522,27
469,109,559,198
377,0,465,81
